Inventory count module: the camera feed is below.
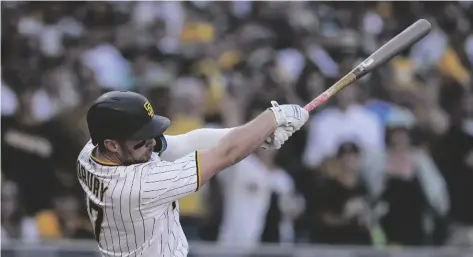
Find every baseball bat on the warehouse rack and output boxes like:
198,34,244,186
304,19,432,112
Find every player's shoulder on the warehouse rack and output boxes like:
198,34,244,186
144,151,198,174
159,151,197,166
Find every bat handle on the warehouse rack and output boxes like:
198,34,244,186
303,92,331,112
303,72,358,113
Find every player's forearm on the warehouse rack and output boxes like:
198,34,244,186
161,128,235,161
199,102,307,185
215,110,277,168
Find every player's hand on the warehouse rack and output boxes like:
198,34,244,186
264,101,309,150
261,126,294,150
268,100,309,130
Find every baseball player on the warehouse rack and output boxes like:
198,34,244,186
77,91,308,257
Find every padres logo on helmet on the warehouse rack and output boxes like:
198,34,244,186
144,102,154,118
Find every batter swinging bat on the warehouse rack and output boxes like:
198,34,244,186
304,19,432,112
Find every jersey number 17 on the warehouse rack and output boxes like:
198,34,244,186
87,198,104,244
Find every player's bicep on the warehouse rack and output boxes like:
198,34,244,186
141,152,201,205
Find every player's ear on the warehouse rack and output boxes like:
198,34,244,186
104,139,120,153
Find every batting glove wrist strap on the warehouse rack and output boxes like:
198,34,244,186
269,100,309,129
264,101,309,150
269,101,288,127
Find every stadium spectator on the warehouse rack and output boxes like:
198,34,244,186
307,142,374,245
363,109,449,245
302,81,384,169
217,148,302,246
1,180,39,243
35,194,94,240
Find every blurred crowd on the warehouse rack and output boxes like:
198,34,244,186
1,1,473,249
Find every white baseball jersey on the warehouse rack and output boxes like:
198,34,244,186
76,140,201,257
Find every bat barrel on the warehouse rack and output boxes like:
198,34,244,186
303,19,432,113
352,19,432,78
374,19,431,63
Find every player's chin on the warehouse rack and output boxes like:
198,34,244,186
141,151,153,162
133,157,150,165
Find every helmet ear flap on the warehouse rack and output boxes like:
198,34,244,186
154,135,167,155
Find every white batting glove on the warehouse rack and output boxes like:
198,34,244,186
261,126,295,150
263,101,309,150
268,101,309,130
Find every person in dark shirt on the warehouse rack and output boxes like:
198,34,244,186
379,124,429,246
308,142,372,245
1,88,63,215
433,85,473,226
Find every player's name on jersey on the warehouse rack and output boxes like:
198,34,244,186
77,161,108,201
